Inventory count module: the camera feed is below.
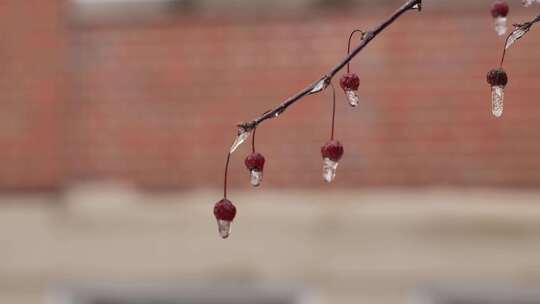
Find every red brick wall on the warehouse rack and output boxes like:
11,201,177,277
0,0,67,190
3,1,540,190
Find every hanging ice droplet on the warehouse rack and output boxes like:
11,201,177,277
217,219,232,239
322,158,339,183
412,3,421,11
494,16,508,36
491,85,504,118
310,77,329,94
250,170,263,187
506,27,529,49
345,90,359,107
229,127,251,153
522,0,536,7
273,109,284,118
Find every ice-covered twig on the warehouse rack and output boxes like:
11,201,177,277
235,0,422,136
500,13,540,65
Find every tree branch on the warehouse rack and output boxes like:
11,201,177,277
237,0,422,132
500,12,540,66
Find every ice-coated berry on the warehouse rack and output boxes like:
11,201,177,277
491,1,509,18
487,68,508,87
245,152,265,172
214,199,236,221
321,140,344,162
339,73,360,91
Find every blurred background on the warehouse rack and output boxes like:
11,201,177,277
2,0,540,303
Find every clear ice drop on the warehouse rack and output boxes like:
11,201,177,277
494,17,508,36
217,219,232,239
491,85,504,118
310,77,329,94
323,158,339,183
506,27,529,49
345,90,359,107
273,109,284,118
522,0,536,6
229,127,251,153
250,170,263,187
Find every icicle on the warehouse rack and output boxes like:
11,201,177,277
322,158,339,183
522,0,537,7
491,85,504,118
494,16,508,36
217,219,232,239
506,28,529,49
229,127,251,153
310,77,330,94
345,90,359,107
250,170,263,187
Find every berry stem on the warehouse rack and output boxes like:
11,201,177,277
251,127,257,153
500,34,510,67
223,152,231,199
347,29,365,73
330,82,336,140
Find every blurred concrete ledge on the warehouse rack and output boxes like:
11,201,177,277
1,188,540,303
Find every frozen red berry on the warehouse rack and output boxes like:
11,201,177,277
214,199,236,221
244,152,265,172
491,1,509,18
321,140,344,183
487,68,508,87
245,152,265,187
321,140,344,162
339,73,360,91
487,68,508,118
340,73,361,107
213,199,237,239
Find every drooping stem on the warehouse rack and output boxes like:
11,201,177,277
347,30,365,73
223,152,231,198
251,127,257,153
330,83,336,140
500,35,509,67
237,0,422,132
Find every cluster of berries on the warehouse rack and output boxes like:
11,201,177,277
213,71,361,239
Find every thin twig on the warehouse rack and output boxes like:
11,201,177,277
500,13,540,67
237,0,421,132
223,0,421,200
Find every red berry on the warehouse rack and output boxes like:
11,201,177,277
244,152,265,172
487,68,508,87
491,1,509,18
339,73,360,91
214,199,236,221
321,140,344,162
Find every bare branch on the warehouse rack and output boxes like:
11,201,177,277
501,12,540,66
237,0,422,132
